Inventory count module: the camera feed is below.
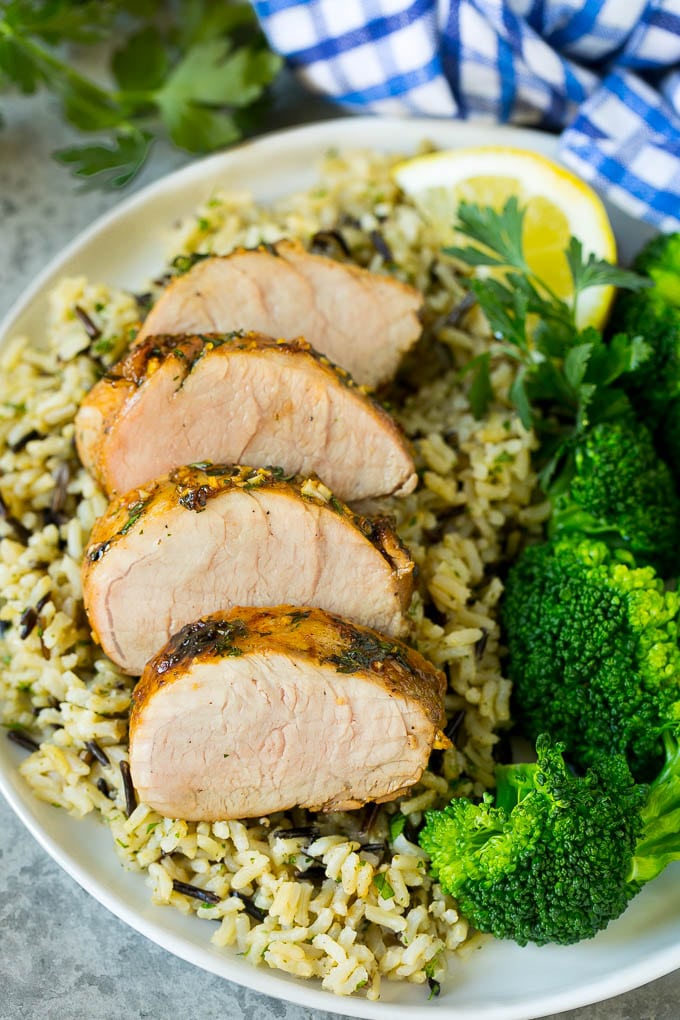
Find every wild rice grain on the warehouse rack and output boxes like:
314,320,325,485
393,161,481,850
96,777,111,798
293,864,327,883
369,229,394,263
74,304,102,341
310,230,351,258
361,842,387,856
85,739,110,766
19,607,38,640
50,463,70,516
271,825,320,840
8,429,43,454
172,880,221,905
474,628,489,659
119,760,136,817
7,729,40,752
359,801,380,836
234,892,267,921
444,291,477,328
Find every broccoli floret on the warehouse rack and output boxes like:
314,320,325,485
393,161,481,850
419,733,680,946
611,233,680,428
635,232,680,304
502,537,680,781
548,415,680,574
657,395,680,480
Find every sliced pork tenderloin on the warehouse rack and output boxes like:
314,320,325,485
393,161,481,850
129,606,449,820
75,332,417,501
83,464,415,675
137,240,423,388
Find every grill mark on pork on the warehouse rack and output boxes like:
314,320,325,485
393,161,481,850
82,465,415,675
75,331,417,502
135,240,423,388
129,605,449,820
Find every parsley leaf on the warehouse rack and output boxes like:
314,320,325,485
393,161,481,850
59,77,125,132
464,352,493,419
566,237,648,300
177,0,256,48
468,276,529,350
156,39,281,153
563,342,593,390
0,31,43,93
373,872,395,900
162,37,278,108
0,0,282,188
159,100,240,153
447,198,653,483
448,198,649,320
55,129,153,189
425,955,442,998
509,367,533,430
448,198,528,271
2,0,115,45
112,27,168,93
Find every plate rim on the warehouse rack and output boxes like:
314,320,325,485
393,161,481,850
1,113,678,1020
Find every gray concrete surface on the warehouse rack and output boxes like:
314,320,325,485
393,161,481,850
1,71,680,1020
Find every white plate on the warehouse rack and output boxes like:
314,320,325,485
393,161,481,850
0,116,675,1020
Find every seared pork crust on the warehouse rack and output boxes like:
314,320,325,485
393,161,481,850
136,239,424,388
75,331,417,501
129,605,449,819
82,465,415,674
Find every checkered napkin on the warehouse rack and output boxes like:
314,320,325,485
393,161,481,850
252,0,680,233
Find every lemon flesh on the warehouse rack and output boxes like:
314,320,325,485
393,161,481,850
393,148,617,330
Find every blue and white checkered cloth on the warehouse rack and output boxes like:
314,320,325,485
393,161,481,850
252,0,680,233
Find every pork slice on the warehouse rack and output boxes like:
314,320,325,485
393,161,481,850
136,241,423,388
75,332,417,501
83,464,415,675
129,606,449,820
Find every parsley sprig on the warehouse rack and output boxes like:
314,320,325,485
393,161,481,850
0,0,282,188
447,198,651,486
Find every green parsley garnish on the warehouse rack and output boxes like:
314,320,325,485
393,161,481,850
92,337,114,355
0,2,282,189
119,499,149,535
372,872,395,900
448,197,651,487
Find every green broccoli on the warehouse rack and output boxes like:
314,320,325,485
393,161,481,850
419,733,680,946
548,414,680,574
502,537,680,781
660,395,680,480
611,233,680,432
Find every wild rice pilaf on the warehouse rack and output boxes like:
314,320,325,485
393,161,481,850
0,150,548,999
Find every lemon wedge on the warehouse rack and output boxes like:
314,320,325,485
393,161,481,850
393,147,617,330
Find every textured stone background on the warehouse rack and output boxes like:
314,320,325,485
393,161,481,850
2,72,680,1020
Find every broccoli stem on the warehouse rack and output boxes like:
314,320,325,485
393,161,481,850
494,762,538,813
628,731,680,885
